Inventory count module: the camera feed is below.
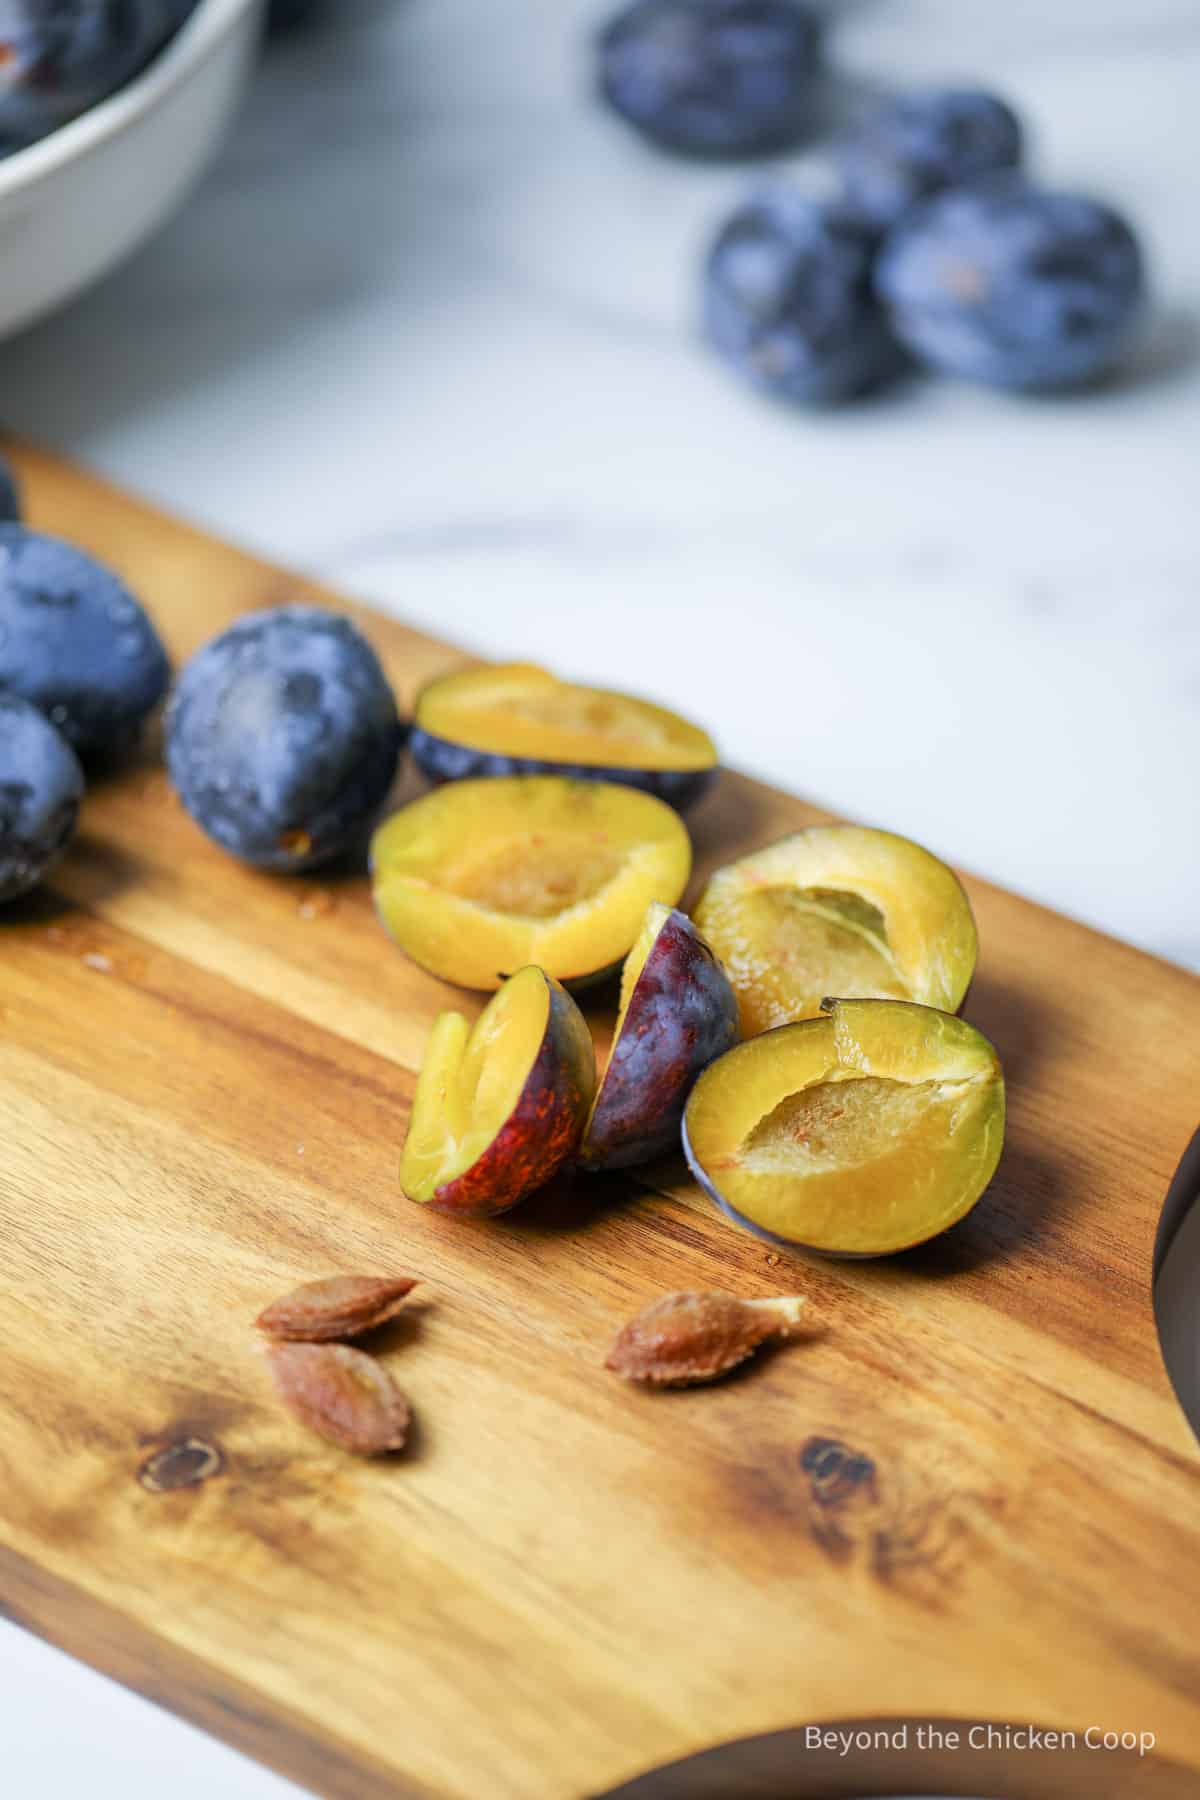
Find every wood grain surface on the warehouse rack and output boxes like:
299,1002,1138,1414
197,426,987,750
1,443,1199,1800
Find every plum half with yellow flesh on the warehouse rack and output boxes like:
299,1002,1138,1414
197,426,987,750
693,824,977,1037
580,904,739,1171
684,998,1004,1256
400,966,596,1217
410,663,718,810
370,775,691,990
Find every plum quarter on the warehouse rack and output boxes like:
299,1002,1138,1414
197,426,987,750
409,662,718,810
684,997,1004,1256
400,966,596,1218
693,823,977,1037
371,775,692,990
580,904,739,1170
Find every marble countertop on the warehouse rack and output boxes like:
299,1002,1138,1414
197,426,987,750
1,0,1197,1794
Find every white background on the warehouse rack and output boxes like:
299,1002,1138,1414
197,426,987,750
0,0,1197,1794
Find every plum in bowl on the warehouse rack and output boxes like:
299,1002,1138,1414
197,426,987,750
693,824,978,1038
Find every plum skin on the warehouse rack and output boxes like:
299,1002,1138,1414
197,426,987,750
582,911,739,1171
409,728,716,813
423,982,595,1219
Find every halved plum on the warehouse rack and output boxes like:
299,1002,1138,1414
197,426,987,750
580,904,739,1171
370,775,692,990
683,997,1004,1256
400,966,596,1217
693,824,977,1037
410,662,718,810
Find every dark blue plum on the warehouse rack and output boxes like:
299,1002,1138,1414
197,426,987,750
835,88,1023,233
165,606,405,872
597,0,821,157
704,189,901,405
0,456,19,522
875,180,1146,390
0,2,191,155
0,695,84,902
0,526,169,753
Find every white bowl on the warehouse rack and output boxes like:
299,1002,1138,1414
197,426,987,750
0,0,265,340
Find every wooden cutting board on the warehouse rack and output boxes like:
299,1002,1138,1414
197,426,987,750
2,444,1199,1800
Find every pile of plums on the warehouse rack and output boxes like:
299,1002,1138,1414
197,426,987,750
597,0,1148,400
